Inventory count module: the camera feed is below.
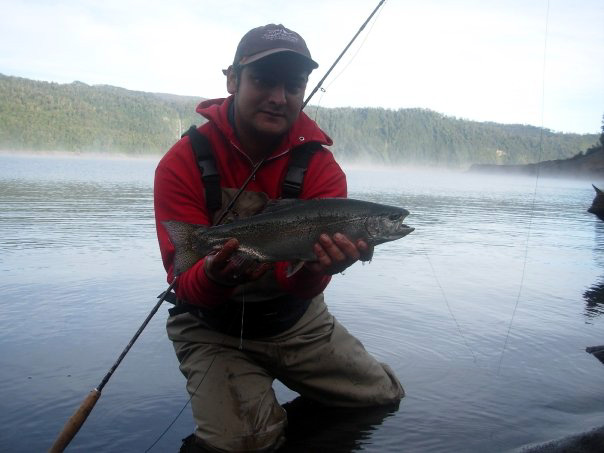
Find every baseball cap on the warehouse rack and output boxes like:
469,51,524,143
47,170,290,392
224,24,318,74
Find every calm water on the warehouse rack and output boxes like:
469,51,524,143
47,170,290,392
1,154,603,452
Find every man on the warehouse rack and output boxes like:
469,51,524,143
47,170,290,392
154,24,404,452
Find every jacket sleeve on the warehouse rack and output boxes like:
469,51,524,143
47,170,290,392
154,137,234,307
273,150,348,298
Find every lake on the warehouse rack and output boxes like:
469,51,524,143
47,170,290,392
0,153,603,452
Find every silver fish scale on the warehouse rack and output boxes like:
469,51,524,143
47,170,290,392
195,199,406,262
170,198,412,273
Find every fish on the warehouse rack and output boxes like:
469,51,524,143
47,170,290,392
163,198,414,275
588,184,604,221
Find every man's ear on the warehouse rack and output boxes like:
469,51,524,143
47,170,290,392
226,65,238,94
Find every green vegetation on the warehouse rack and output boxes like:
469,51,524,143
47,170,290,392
0,73,599,167
0,74,201,154
313,107,599,167
584,115,604,156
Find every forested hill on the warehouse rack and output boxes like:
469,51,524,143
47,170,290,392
0,73,599,167
0,74,201,154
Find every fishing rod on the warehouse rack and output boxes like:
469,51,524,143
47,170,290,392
49,280,176,453
49,175,257,453
49,2,388,451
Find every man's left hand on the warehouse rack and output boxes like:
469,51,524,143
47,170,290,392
305,233,374,275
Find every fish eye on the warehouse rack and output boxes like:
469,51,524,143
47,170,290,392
388,213,401,221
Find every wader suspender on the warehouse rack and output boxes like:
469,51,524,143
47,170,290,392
183,126,323,210
281,140,323,198
184,126,222,215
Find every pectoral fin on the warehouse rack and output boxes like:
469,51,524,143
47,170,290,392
286,261,306,278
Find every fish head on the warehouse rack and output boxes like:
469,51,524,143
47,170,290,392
365,207,414,244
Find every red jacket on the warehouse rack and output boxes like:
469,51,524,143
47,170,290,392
154,96,347,307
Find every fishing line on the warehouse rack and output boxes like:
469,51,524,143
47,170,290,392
312,3,386,122
240,288,246,350
302,0,387,110
497,0,550,374
323,5,385,93
144,283,248,451
143,331,228,453
424,252,478,363
313,88,327,121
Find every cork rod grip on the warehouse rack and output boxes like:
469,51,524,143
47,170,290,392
49,389,101,452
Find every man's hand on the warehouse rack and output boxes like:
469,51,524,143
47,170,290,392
204,238,270,286
305,233,374,276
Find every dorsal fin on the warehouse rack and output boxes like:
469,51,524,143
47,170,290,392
260,199,304,214
593,184,603,195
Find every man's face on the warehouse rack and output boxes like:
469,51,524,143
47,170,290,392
228,53,310,141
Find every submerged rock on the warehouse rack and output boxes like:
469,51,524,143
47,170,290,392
469,148,604,178
586,345,604,365
588,184,604,221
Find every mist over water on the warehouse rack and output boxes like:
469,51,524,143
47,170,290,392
1,154,603,452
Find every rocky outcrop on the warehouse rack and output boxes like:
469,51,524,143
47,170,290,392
468,148,604,178
588,184,604,220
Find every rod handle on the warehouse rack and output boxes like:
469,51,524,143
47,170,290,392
49,389,101,452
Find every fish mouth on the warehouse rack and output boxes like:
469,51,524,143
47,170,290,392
393,211,414,237
367,213,414,242
396,224,415,238
394,212,413,233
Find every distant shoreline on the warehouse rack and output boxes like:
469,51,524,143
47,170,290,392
2,74,598,168
468,148,604,179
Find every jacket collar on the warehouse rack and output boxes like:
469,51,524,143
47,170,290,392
195,96,333,158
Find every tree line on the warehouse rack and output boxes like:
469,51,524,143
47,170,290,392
0,73,599,167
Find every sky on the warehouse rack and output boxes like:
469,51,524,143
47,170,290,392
1,0,603,134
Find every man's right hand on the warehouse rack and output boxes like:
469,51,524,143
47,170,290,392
203,238,270,286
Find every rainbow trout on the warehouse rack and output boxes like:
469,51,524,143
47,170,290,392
163,198,414,275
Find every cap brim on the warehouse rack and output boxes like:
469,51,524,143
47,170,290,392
239,48,319,70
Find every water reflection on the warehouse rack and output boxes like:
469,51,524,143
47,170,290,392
280,397,399,452
0,179,154,253
586,222,604,318
584,280,604,318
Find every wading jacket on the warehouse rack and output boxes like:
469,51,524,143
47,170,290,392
154,96,347,329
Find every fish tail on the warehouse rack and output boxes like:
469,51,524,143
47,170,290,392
162,220,206,276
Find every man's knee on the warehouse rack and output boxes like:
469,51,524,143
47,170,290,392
379,362,405,404
192,394,287,452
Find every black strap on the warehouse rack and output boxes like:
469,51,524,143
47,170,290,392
282,141,323,198
158,290,191,317
157,289,177,305
168,303,194,317
183,126,222,214
183,126,322,211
